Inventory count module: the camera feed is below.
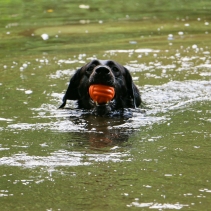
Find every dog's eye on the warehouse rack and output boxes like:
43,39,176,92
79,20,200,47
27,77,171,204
112,66,120,76
86,64,96,74
112,67,118,72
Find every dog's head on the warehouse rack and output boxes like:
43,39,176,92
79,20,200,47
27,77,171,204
59,60,141,115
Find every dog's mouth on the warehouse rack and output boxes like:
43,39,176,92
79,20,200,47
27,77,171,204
88,84,115,106
90,98,115,107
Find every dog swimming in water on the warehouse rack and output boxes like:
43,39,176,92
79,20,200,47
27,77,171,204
59,59,141,115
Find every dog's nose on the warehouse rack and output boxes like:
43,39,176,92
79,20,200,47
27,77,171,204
95,66,110,74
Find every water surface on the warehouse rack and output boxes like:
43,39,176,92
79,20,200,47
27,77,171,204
0,1,211,210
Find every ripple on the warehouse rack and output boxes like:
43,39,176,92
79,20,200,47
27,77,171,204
128,202,189,209
0,150,130,168
142,80,211,112
6,80,211,133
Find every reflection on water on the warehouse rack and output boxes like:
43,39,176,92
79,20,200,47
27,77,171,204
0,149,131,167
128,201,188,209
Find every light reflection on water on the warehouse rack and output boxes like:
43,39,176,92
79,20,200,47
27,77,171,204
127,201,188,209
0,150,131,168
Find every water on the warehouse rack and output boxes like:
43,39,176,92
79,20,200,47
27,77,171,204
1,0,211,210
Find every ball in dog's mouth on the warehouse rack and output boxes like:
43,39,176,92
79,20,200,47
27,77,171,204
89,84,115,105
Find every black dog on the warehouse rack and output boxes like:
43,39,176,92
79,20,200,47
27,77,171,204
59,60,141,115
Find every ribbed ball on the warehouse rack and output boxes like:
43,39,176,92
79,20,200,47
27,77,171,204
89,85,115,104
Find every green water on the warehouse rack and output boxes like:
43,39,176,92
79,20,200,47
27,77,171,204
0,0,211,210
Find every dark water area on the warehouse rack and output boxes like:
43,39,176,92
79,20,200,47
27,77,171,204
1,1,211,210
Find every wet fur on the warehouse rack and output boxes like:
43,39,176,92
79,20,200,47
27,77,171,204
59,60,141,115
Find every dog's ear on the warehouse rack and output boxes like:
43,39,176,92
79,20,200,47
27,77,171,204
59,68,82,108
124,67,141,108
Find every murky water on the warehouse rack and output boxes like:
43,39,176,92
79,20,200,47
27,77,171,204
1,1,211,210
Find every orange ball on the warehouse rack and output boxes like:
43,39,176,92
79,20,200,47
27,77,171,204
89,85,115,104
